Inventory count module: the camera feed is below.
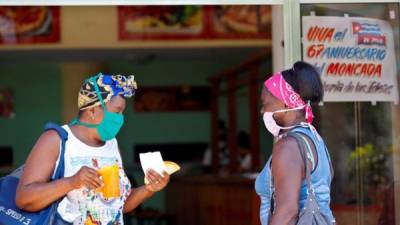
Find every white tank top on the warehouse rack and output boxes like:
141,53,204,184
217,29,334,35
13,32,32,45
56,125,131,225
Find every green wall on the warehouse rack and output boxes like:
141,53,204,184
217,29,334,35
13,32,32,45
0,63,62,166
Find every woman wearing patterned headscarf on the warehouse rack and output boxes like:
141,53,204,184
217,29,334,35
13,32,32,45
16,73,169,225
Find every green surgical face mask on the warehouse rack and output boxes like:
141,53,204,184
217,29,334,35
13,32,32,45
71,75,124,141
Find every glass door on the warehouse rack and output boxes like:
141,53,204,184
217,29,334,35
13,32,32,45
297,1,400,225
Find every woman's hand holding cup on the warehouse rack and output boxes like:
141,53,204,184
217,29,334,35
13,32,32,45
69,166,103,190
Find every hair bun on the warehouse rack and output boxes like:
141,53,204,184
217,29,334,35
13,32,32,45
282,61,324,103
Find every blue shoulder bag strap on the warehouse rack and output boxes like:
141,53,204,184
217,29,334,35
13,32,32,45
43,123,68,180
35,123,69,225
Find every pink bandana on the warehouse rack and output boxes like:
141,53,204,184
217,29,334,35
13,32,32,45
264,72,314,124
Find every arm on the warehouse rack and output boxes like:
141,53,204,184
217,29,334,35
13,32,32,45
123,170,170,213
114,143,170,213
16,131,103,212
269,137,305,225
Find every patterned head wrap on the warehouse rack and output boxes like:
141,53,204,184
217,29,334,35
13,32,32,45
264,72,314,124
78,73,138,110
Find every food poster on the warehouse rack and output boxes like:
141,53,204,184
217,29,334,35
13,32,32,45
210,5,271,39
118,6,204,40
118,6,271,40
0,6,60,44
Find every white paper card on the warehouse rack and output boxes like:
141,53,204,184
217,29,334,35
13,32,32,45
139,151,166,176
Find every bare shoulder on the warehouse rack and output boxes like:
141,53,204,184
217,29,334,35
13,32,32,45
20,130,62,184
271,135,304,173
32,130,62,156
272,136,300,161
38,129,62,146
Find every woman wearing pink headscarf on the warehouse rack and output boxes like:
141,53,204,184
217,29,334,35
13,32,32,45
255,61,335,225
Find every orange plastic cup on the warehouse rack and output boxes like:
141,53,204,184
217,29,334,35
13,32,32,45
98,165,120,199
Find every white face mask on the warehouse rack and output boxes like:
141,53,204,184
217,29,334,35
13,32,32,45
262,106,305,137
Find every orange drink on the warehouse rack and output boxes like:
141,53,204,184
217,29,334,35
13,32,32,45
98,164,120,198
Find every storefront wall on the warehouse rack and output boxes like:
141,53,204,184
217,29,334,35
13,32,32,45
0,0,398,224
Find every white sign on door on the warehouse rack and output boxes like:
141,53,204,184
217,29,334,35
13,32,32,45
302,16,399,104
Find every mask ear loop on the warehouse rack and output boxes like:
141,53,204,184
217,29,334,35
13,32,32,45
273,105,305,114
88,73,106,109
70,73,105,127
